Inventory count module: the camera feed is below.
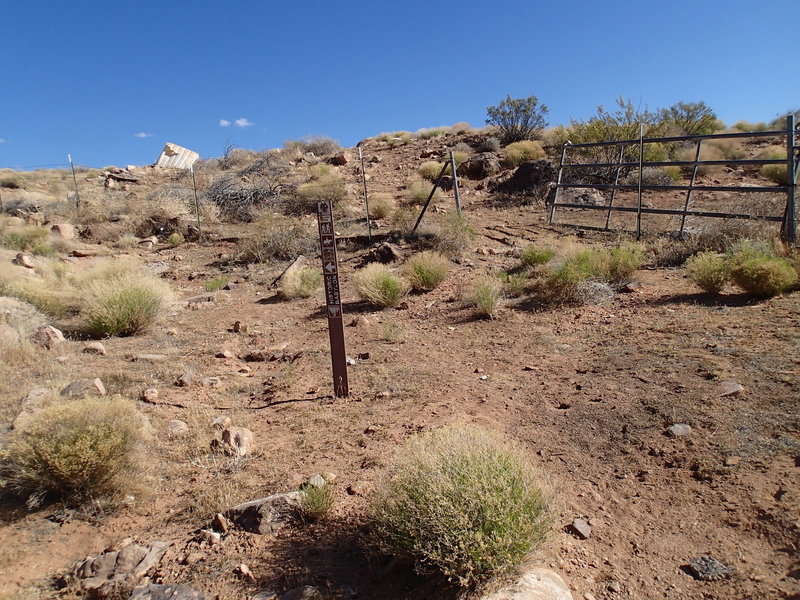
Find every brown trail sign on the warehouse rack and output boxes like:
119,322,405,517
317,201,349,397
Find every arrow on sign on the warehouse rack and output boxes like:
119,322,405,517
325,262,337,274
328,305,340,317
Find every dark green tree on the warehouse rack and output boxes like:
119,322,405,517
486,95,549,143
659,101,719,136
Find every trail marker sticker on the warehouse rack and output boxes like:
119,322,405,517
316,201,349,397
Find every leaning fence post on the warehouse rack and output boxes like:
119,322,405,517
786,114,797,244
548,142,570,224
636,124,644,240
679,138,703,239
412,161,450,234
450,150,462,218
358,146,371,242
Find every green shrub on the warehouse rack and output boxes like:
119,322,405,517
520,244,554,268
472,277,502,318
280,265,322,299
203,275,229,292
1,396,149,507
82,274,173,336
499,271,527,297
503,140,546,168
403,251,450,291
0,225,49,252
296,136,341,156
296,175,347,212
300,481,334,521
352,264,409,308
418,161,445,181
369,424,551,589
405,179,442,205
167,232,185,247
685,251,729,294
486,94,549,144
238,214,316,263
729,256,797,297
368,193,395,219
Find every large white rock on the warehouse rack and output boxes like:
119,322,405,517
481,568,574,600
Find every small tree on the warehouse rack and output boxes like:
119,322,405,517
486,95,549,143
659,101,719,136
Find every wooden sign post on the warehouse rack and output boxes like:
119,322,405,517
316,201,349,397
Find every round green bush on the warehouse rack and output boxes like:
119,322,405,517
730,256,797,297
369,424,551,589
352,263,409,308
685,251,729,294
418,161,445,181
520,244,554,268
403,251,450,291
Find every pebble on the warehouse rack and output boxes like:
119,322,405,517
167,419,189,437
608,580,621,593
212,513,229,534
718,381,744,397
667,424,692,437
569,518,592,539
140,388,159,402
234,563,255,581
83,341,107,356
215,349,235,359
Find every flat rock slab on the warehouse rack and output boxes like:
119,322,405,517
226,491,304,534
61,378,106,398
718,381,744,397
130,583,206,600
75,541,170,595
480,568,574,600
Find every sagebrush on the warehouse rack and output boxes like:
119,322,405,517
352,264,409,308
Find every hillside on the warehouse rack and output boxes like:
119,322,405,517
0,126,798,600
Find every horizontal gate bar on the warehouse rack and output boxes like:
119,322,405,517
557,183,786,193
551,203,785,221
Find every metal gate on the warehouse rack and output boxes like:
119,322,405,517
548,115,798,243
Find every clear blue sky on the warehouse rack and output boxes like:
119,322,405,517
1,0,797,170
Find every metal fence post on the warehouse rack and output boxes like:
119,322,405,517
358,146,371,242
636,124,644,239
68,154,81,210
786,115,797,244
679,138,703,238
548,142,570,224
412,161,450,234
190,165,202,237
450,150,462,218
604,144,626,231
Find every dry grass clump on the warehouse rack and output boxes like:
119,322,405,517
678,144,725,175
503,140,546,168
203,275,229,292
81,270,174,337
0,296,48,335
280,265,322,299
300,481,334,521
352,264,409,308
685,251,729,294
403,251,450,291
295,173,347,213
0,258,73,318
1,396,149,508
286,136,342,157
368,193,395,219
498,271,528,297
471,276,502,318
238,214,316,263
520,244,554,268
434,215,475,260
405,179,442,205
369,424,551,589
418,161,445,182
758,146,789,185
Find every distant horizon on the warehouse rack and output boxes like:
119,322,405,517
2,0,797,170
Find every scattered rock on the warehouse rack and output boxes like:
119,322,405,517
223,281,236,291
211,416,232,429
253,591,278,600
346,482,369,496
350,315,371,328
619,281,645,294
306,473,327,488
140,388,159,403
130,584,206,600
50,223,76,238
13,253,35,269
198,529,221,546
167,419,189,437
176,371,195,387
182,552,204,565
280,585,324,600
667,424,692,437
365,242,404,264
60,378,106,398
29,325,66,349
560,187,605,206
186,294,215,305
218,426,254,457
83,341,107,356
74,541,170,597
321,472,337,484
568,518,592,540
607,580,621,593
479,567,574,600
724,456,741,467
201,376,222,387
134,353,169,363
686,555,734,581
718,381,744,398
215,349,235,359
232,320,248,333
497,160,556,194
226,491,304,534
234,563,256,581
211,513,229,534
11,388,49,430
329,152,349,166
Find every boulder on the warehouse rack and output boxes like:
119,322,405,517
458,152,501,180
74,541,170,598
558,187,605,207
281,586,324,600
479,568,574,600
365,242,404,264
167,419,189,437
50,223,76,239
83,341,107,355
497,160,556,195
12,253,35,269
60,378,106,398
29,325,66,349
226,491,304,534
329,152,349,166
218,426,254,457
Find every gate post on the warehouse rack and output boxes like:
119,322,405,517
786,115,797,244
